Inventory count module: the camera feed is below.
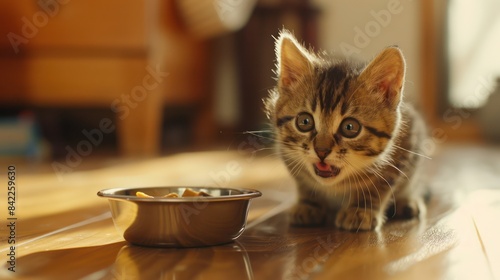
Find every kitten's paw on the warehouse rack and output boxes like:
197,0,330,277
289,203,326,227
335,208,381,231
386,198,424,220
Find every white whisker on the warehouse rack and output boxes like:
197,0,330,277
380,159,409,181
393,144,432,160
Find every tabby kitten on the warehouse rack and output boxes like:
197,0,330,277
265,30,427,231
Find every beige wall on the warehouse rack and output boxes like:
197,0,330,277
312,0,422,105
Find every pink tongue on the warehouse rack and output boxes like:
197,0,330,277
315,162,331,172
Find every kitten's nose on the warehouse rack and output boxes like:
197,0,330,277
314,147,331,161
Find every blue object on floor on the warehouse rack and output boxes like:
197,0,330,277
0,112,40,157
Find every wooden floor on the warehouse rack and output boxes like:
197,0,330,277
0,144,499,279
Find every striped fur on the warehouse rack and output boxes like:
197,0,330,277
265,30,427,231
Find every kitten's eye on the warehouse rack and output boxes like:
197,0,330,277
296,112,315,132
339,117,361,138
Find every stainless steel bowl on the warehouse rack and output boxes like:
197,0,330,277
97,187,261,247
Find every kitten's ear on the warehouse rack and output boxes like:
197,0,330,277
359,47,406,108
276,31,314,88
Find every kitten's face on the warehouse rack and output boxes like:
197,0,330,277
266,31,406,188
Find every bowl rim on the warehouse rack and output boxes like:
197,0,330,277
97,186,262,202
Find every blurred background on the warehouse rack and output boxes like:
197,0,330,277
0,0,499,164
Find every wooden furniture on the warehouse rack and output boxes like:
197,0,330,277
0,0,164,156
235,1,320,131
1,146,499,279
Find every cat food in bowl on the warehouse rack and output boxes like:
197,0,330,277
97,187,261,247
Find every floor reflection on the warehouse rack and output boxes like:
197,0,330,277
106,242,253,279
